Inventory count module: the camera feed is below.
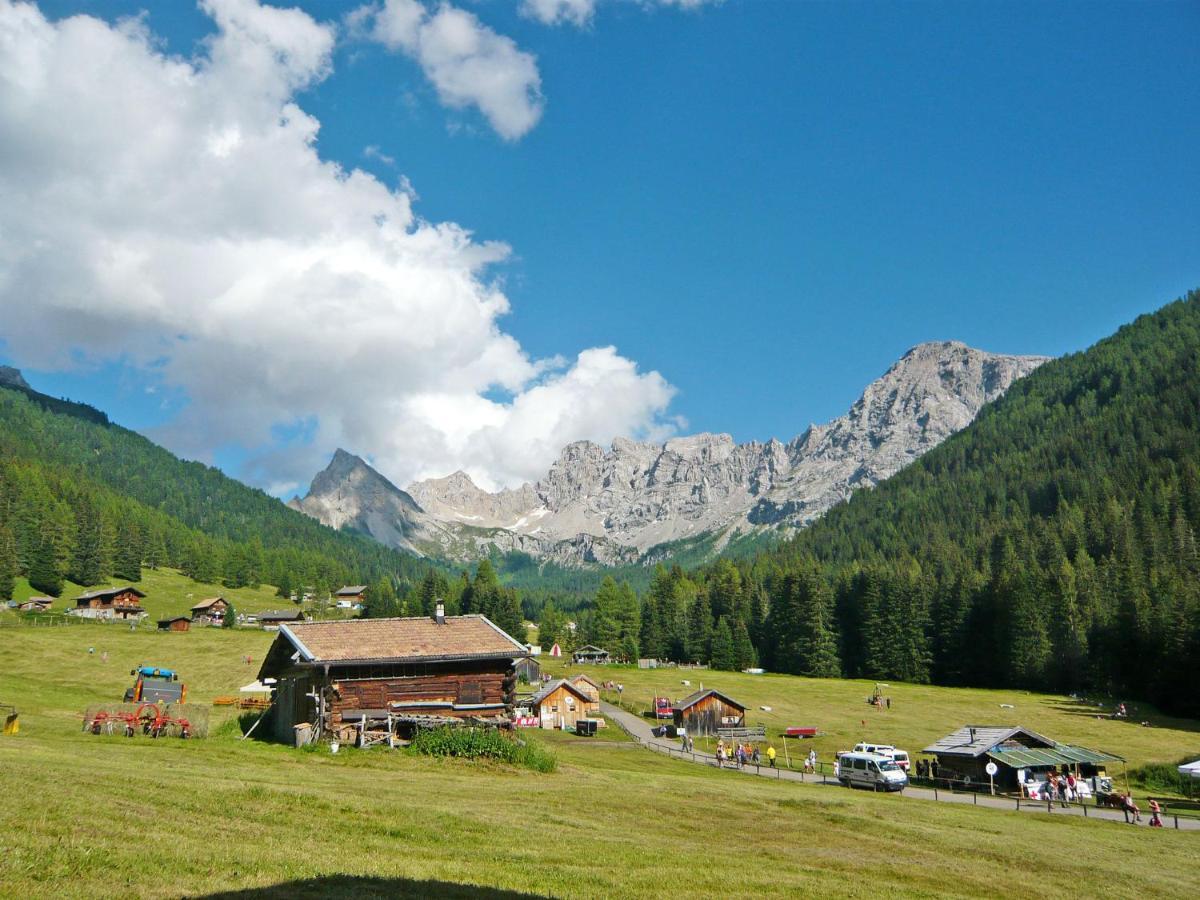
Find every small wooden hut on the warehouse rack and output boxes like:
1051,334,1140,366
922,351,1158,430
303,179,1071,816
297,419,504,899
259,609,306,628
257,606,528,744
513,656,542,684
530,679,594,730
673,689,746,737
17,597,53,612
157,616,191,632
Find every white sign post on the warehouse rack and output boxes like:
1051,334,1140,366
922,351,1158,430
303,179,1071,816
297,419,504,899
985,760,998,796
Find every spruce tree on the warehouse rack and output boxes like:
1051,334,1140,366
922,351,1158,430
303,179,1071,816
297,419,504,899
29,527,63,597
710,617,736,671
69,497,104,586
112,518,142,583
685,593,713,663
0,524,16,602
732,618,756,671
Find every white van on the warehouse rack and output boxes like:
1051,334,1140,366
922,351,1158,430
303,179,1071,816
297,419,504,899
852,742,911,771
837,751,908,792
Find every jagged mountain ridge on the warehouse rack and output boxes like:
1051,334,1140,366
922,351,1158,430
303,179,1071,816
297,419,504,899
294,341,1049,565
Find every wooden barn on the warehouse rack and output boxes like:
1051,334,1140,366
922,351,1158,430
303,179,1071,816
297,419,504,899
571,645,611,665
157,616,191,632
673,689,746,737
923,725,1122,791
17,597,53,612
530,679,595,730
69,586,147,620
190,597,229,626
257,605,528,745
568,673,601,702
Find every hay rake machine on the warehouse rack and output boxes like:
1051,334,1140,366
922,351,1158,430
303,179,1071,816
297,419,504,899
84,702,192,739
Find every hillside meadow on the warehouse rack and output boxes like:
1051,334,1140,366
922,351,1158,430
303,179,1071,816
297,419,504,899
0,625,1197,898
539,659,1200,779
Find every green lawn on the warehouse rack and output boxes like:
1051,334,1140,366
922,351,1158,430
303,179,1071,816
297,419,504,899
0,627,1197,898
538,659,1200,780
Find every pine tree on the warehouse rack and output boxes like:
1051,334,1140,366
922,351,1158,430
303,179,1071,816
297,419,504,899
69,497,104,586
112,518,142,583
0,524,16,602
29,527,63,597
223,600,237,628
592,576,622,651
732,618,756,671
276,570,294,600
685,593,713,663
710,617,737,670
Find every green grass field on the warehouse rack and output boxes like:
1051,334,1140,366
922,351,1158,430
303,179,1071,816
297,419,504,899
0,626,1197,898
538,659,1200,780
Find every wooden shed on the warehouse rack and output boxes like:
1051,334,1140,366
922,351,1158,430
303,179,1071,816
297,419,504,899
259,609,306,628
923,725,1123,791
673,689,746,737
157,616,191,632
513,656,541,684
17,597,53,612
530,679,595,731
257,608,528,745
190,597,229,626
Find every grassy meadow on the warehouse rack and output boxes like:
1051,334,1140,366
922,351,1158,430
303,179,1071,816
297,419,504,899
538,659,1200,779
0,625,1197,897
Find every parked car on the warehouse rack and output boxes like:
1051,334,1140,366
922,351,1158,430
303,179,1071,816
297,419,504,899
852,742,910,771
836,751,908,792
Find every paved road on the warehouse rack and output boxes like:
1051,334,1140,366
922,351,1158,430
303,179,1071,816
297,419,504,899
599,701,1199,831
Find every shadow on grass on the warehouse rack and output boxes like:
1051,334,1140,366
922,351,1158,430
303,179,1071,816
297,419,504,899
198,876,547,899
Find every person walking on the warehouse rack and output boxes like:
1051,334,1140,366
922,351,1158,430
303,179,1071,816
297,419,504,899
807,749,817,774
1149,799,1163,828
767,744,777,768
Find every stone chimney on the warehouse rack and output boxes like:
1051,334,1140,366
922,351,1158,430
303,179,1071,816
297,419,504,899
434,600,445,625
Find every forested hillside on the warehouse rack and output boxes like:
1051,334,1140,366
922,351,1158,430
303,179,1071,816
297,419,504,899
656,291,1200,715
0,381,431,602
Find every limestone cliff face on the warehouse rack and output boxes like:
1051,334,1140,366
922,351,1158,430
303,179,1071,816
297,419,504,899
294,342,1048,566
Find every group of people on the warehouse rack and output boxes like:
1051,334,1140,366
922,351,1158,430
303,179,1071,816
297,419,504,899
714,738,762,769
1036,770,1081,806
1119,793,1165,826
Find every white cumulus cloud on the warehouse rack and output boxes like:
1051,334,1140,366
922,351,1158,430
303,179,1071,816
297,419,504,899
521,0,723,28
361,0,544,142
0,0,676,494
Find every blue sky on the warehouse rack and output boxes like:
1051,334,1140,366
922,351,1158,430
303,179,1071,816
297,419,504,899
5,0,1200,493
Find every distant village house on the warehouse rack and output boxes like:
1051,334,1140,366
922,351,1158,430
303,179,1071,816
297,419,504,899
190,597,229,626
68,586,147,621
257,604,528,744
258,609,307,629
17,597,54,613
334,585,367,610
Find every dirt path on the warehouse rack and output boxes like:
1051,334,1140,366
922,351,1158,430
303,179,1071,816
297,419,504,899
599,701,1199,832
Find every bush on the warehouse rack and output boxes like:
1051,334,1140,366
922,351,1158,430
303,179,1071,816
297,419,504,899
409,727,556,773
1129,756,1200,796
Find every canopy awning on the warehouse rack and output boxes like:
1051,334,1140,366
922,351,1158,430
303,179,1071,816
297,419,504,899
986,743,1122,769
239,680,272,693
1179,760,1200,778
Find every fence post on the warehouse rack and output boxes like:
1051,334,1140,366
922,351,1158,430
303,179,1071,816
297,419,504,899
934,785,938,801
973,793,977,805
1016,796,1020,811
1174,815,1179,830
1083,803,1087,818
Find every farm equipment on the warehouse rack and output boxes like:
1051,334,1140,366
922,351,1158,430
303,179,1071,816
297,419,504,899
653,696,674,720
1,703,17,735
124,665,186,704
84,702,192,738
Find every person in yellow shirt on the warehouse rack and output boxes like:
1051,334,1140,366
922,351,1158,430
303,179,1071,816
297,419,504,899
767,744,777,768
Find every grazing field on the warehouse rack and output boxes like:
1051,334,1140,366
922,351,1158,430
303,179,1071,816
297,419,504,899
539,659,1200,779
0,627,1197,898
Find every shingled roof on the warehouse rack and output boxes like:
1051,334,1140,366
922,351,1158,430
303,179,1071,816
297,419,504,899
76,586,146,602
675,688,745,712
335,585,368,596
269,615,528,668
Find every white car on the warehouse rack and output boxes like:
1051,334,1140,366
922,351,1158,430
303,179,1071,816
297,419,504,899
837,751,908,792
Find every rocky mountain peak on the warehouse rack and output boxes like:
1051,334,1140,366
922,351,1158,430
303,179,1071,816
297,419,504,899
0,365,30,390
292,341,1049,567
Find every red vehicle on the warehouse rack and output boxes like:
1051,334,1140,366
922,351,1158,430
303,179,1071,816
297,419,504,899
785,726,818,738
654,697,674,720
